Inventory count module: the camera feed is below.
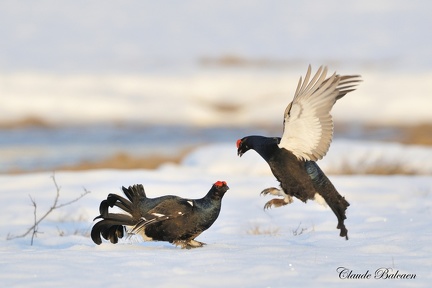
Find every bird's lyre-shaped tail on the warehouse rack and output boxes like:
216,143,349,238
91,184,146,244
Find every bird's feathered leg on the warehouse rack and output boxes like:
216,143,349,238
261,187,294,209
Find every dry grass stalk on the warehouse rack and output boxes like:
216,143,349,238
6,174,90,245
247,224,280,236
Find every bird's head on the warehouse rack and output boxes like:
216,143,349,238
236,138,251,157
212,181,229,197
237,136,281,161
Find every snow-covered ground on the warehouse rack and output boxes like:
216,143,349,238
1,1,432,287
1,152,431,287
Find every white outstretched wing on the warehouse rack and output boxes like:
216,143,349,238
279,65,361,161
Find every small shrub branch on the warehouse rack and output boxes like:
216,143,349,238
7,174,90,245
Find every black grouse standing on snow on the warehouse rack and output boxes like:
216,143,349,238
237,65,361,240
91,181,229,249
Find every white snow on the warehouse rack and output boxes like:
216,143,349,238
1,1,432,287
1,159,431,286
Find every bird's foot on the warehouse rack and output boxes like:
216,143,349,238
173,239,206,249
263,195,293,210
261,187,293,209
261,187,284,197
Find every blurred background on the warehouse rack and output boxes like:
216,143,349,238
1,0,431,174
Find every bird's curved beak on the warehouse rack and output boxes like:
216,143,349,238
236,139,244,157
237,149,244,157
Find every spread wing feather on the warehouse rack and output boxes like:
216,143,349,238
279,65,361,161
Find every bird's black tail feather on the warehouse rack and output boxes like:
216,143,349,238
307,162,350,240
327,193,350,240
91,184,146,245
319,184,350,240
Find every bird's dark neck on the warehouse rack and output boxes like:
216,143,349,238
192,194,222,219
247,136,280,162
205,190,223,202
196,189,224,207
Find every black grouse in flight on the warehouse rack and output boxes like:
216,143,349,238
91,181,229,249
236,65,361,239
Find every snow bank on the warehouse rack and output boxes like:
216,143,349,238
1,169,431,287
1,70,432,126
320,140,432,175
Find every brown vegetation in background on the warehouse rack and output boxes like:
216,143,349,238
5,150,192,174
0,116,52,129
335,123,432,146
199,55,304,68
2,117,432,146
398,124,432,146
58,150,192,171
1,117,432,174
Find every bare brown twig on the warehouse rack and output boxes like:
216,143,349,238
29,195,39,245
7,174,90,245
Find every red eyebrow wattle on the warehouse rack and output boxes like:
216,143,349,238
215,181,226,187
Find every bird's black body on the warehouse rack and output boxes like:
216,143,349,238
237,136,349,239
91,181,229,249
236,66,360,240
